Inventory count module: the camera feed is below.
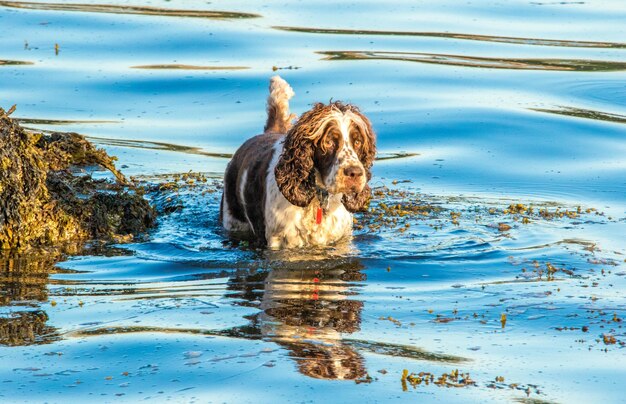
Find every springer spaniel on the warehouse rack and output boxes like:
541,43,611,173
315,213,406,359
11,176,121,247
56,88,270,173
221,76,376,249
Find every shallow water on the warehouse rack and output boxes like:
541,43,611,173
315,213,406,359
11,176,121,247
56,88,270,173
1,1,625,402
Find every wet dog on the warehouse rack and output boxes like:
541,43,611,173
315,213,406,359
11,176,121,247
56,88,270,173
221,76,376,248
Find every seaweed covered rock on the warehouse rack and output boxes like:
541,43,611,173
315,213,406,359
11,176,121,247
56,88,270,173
0,106,156,250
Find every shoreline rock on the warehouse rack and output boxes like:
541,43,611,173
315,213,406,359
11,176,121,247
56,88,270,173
0,106,156,250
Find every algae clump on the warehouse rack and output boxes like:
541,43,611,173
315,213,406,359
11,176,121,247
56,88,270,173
0,106,155,250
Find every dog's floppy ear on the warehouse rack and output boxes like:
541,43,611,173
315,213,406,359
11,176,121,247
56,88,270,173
274,103,327,207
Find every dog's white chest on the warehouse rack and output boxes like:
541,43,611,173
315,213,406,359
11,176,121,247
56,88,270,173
265,193,353,249
264,149,353,249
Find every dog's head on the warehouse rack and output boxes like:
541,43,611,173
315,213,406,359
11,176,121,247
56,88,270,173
274,102,376,212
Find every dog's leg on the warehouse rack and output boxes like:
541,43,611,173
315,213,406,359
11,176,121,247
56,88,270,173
264,75,296,134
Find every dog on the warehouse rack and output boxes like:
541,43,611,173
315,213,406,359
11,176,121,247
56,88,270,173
221,76,376,248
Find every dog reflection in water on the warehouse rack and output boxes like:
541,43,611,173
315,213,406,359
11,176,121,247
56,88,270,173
231,258,367,380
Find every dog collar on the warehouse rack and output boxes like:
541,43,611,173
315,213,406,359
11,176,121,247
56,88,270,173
315,186,329,225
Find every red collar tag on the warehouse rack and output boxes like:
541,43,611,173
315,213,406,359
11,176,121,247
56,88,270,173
316,207,323,224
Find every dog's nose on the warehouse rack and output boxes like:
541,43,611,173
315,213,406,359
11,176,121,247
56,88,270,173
343,166,364,179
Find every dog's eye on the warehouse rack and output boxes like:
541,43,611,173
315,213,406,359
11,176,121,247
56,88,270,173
353,139,362,149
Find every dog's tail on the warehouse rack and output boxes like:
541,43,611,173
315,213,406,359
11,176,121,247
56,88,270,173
264,75,296,134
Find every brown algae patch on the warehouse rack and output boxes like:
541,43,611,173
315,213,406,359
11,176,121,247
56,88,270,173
355,186,442,233
496,202,594,220
0,1,260,19
275,26,626,49
0,106,155,250
401,369,543,397
142,171,221,214
485,259,579,284
354,186,604,236
318,50,626,72
401,368,476,390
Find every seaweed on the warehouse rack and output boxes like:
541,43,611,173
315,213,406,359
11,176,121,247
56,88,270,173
0,106,155,250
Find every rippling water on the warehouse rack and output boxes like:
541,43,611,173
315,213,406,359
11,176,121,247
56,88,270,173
1,1,625,403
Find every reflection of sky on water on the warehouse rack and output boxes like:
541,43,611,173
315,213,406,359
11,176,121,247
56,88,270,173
2,4,624,209
1,0,625,402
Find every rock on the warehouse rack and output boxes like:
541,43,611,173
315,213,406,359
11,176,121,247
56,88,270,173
0,106,156,250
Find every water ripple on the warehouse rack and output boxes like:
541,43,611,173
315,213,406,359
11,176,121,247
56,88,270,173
86,135,419,161
16,118,119,125
87,136,233,159
0,1,261,19
131,64,250,71
530,105,626,124
275,26,626,49
318,50,626,72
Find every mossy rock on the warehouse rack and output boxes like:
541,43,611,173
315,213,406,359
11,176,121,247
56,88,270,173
0,106,156,250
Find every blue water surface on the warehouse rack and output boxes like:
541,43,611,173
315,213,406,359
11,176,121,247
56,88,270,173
1,1,625,403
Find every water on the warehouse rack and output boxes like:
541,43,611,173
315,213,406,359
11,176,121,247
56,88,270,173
1,1,625,402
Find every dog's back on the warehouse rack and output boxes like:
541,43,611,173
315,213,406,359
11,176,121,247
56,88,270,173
221,76,295,242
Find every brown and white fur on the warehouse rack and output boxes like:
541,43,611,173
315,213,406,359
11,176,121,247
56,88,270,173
221,76,376,249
